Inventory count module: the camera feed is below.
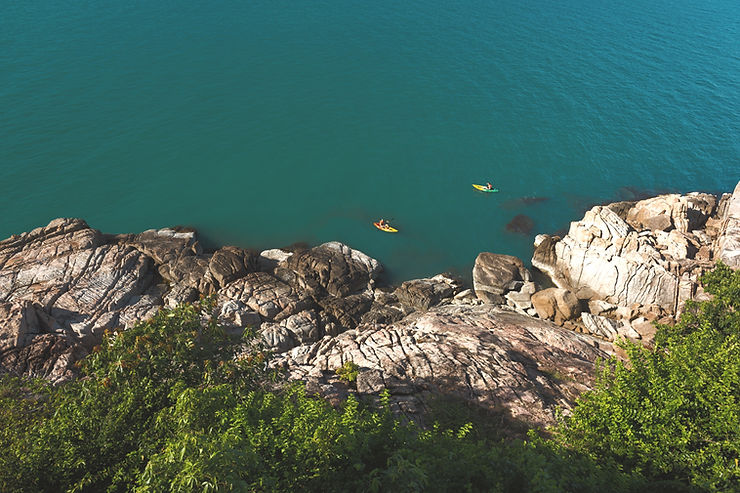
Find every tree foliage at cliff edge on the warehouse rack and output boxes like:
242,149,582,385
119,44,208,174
556,262,740,492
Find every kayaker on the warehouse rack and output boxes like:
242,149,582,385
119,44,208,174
378,219,388,227
486,182,494,190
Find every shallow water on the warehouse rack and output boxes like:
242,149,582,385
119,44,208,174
2,0,738,281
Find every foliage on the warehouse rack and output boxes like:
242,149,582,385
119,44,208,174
0,299,664,492
336,360,360,383
556,262,740,492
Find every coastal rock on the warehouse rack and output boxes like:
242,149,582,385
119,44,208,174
360,290,408,326
208,246,258,288
163,285,199,309
625,193,716,233
258,249,292,272
531,288,582,325
0,301,40,353
0,218,158,344
219,272,301,321
580,313,620,341
261,309,323,353
275,304,612,429
532,204,688,314
394,274,462,311
218,299,262,335
473,253,531,304
0,334,85,384
716,181,740,269
275,242,380,299
125,227,200,266
158,255,214,294
318,293,373,331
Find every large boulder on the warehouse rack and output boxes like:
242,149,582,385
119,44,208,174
473,253,531,304
124,227,200,266
208,246,258,288
531,288,582,325
394,274,462,311
275,242,381,299
261,309,322,353
318,294,374,331
219,272,304,321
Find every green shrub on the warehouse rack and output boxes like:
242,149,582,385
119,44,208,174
556,262,740,492
336,360,360,383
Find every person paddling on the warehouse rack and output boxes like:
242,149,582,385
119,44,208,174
486,182,494,190
378,219,388,228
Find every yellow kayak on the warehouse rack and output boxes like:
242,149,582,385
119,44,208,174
373,221,398,233
473,184,499,193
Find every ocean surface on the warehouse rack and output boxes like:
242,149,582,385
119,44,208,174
2,0,738,282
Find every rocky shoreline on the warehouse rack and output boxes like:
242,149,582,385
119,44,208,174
1,181,738,428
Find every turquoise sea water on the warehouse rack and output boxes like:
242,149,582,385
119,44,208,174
2,1,738,281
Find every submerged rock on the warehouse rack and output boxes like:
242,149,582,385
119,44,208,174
506,214,535,234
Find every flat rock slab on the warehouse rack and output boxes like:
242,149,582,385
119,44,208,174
275,304,612,429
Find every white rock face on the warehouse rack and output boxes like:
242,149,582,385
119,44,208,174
716,181,740,269
533,206,680,311
258,249,292,272
531,186,738,319
625,193,716,233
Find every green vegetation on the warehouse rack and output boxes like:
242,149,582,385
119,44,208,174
556,262,740,492
336,360,360,383
3,263,740,491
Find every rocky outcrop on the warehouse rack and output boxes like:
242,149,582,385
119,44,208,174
529,186,740,343
2,182,737,425
275,242,380,299
275,304,612,429
532,192,721,319
473,253,532,304
394,274,462,311
0,221,386,382
0,219,160,345
716,182,740,269
625,193,716,233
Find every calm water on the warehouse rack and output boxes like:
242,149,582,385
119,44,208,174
2,0,738,281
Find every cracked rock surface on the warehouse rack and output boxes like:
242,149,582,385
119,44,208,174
274,304,612,429
532,191,733,318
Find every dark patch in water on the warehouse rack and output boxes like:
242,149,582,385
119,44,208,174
501,196,551,210
506,215,534,235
